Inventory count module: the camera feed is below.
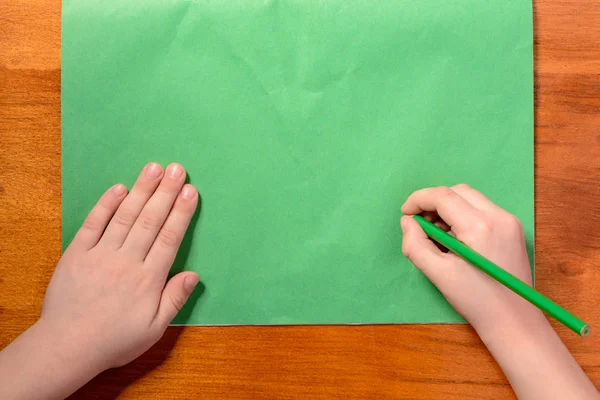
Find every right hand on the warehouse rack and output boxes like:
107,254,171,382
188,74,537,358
400,184,543,333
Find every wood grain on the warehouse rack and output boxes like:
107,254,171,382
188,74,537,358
1,0,599,398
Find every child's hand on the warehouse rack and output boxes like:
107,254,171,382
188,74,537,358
402,185,600,399
40,162,199,372
400,184,541,333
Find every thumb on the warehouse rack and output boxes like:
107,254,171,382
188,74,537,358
155,272,199,328
400,216,444,278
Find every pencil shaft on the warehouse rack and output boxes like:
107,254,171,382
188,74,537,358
412,215,589,337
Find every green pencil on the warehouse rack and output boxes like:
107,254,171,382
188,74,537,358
412,215,591,337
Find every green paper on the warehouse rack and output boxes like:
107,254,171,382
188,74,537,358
62,0,533,325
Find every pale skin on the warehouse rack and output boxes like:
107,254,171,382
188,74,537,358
0,165,597,399
401,185,599,400
0,162,200,399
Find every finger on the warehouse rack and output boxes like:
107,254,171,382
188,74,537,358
421,211,438,222
154,272,199,328
433,219,451,232
420,212,452,240
400,216,445,277
431,220,456,252
122,163,186,258
71,184,128,251
451,184,500,211
99,162,164,249
401,186,480,235
145,184,198,274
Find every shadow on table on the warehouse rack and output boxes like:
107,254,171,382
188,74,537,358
69,287,203,400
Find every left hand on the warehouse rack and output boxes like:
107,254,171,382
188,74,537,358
41,162,200,372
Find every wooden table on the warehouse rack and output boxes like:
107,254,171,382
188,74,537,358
1,1,599,398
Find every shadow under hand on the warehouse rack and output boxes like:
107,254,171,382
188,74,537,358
169,191,202,277
69,183,205,399
69,327,185,400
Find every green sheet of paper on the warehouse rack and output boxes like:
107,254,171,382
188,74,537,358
62,0,534,325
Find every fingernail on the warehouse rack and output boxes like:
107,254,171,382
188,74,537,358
146,163,162,179
112,184,127,195
183,274,199,292
168,164,184,179
182,185,195,199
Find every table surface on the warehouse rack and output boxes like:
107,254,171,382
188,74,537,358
1,1,599,398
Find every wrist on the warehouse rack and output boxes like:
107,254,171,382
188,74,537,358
32,318,106,383
472,305,551,349
0,319,104,400
471,306,599,399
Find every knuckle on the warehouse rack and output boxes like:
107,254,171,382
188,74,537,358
175,198,196,214
112,210,137,227
139,214,163,231
438,186,456,199
82,215,104,231
453,183,471,191
472,218,493,235
503,213,524,232
136,180,160,195
401,241,411,259
402,239,419,266
98,197,116,212
157,227,181,248
168,292,185,312
156,183,178,196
